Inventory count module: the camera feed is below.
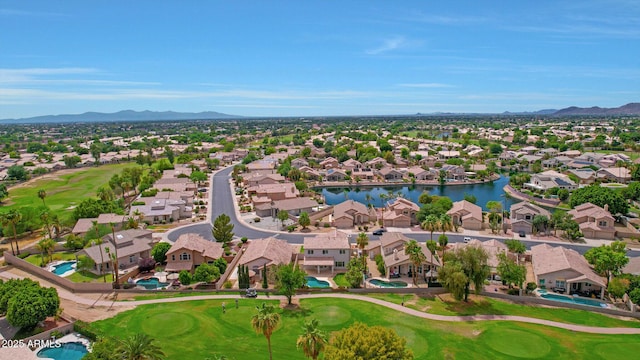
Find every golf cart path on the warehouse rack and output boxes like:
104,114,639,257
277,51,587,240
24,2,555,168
75,292,640,335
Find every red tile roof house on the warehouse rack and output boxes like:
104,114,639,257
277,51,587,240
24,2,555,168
567,203,616,240
302,231,351,274
531,243,606,299
239,237,295,284
332,200,375,229
382,198,420,227
447,200,483,231
165,233,224,273
367,232,440,280
76,229,153,275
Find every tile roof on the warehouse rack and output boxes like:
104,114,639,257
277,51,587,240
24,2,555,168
167,233,224,259
531,244,605,287
240,237,293,266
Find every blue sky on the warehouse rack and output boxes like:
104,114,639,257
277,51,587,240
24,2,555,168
1,1,639,119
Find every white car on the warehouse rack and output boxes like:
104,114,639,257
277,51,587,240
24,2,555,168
463,237,471,243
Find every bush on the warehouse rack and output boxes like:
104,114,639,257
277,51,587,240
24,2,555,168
131,201,145,206
526,282,537,293
507,288,520,296
324,223,330,228
374,254,386,276
253,217,261,223
241,237,248,244
223,280,233,289
287,225,296,232
140,189,159,197
179,270,192,285
73,321,98,341
138,257,156,272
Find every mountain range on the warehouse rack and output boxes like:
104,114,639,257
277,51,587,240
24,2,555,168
0,110,240,124
2,103,639,123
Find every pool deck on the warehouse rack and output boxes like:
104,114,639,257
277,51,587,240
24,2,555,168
47,260,77,278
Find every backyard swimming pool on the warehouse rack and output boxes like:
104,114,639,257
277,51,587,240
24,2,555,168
540,292,607,308
135,277,170,290
305,276,331,288
369,279,408,288
50,261,77,276
37,341,88,360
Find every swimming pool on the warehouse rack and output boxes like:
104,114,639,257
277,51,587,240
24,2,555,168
305,276,330,288
37,341,88,360
369,279,408,288
135,277,170,290
51,261,77,276
540,293,607,308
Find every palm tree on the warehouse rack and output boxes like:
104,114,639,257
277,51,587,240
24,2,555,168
1,209,22,255
426,239,438,283
37,189,47,207
40,210,53,239
109,222,120,285
356,232,369,271
365,193,372,208
405,239,426,285
36,238,55,266
51,214,62,239
118,333,165,360
421,214,439,241
438,234,449,263
92,220,107,283
251,302,281,360
97,186,115,202
439,213,452,235
296,318,327,360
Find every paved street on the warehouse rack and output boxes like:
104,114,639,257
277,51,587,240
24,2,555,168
167,165,640,257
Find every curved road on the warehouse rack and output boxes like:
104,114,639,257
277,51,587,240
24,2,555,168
168,166,640,257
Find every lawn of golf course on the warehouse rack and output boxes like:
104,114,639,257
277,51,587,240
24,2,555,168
88,297,640,359
2,163,140,222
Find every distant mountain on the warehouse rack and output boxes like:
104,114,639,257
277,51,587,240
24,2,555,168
553,103,640,116
0,110,241,124
502,109,557,115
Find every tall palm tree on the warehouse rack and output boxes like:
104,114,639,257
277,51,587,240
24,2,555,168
109,222,120,285
251,302,281,360
365,193,372,208
356,232,369,271
37,189,47,207
426,240,438,283
439,213,453,236
405,239,426,285
51,214,62,239
36,238,55,266
421,214,439,241
40,210,53,239
1,209,22,255
118,333,165,360
296,318,327,360
92,220,107,283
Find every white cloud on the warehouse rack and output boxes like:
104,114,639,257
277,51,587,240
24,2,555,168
365,36,421,55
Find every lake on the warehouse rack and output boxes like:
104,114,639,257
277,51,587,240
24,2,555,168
318,175,519,211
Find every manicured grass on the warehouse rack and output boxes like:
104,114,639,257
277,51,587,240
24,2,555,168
130,291,225,301
65,270,113,283
24,251,76,267
2,163,140,223
367,293,640,328
88,298,640,360
333,273,349,287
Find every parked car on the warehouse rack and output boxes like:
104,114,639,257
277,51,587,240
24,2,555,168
518,231,526,238
372,228,387,236
245,288,257,298
463,237,471,243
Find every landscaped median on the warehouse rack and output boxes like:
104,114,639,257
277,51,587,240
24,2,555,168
87,297,640,360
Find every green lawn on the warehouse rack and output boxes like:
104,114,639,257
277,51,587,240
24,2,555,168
333,273,349,287
2,163,140,223
88,298,640,360
366,293,640,328
24,251,77,267
66,270,113,283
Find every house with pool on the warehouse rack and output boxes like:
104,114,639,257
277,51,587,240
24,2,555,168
239,237,294,283
165,233,224,273
302,231,351,274
76,229,153,275
531,243,606,299
367,232,440,280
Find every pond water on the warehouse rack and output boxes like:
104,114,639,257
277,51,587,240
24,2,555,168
318,176,519,210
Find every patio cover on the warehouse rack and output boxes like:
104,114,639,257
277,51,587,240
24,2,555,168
303,258,335,266
165,261,193,272
566,274,606,288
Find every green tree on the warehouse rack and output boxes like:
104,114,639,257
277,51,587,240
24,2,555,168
439,245,489,301
151,242,172,264
438,234,449,261
178,270,192,285
37,189,47,207
77,254,95,275
569,184,629,215
298,211,311,229
6,284,59,330
7,165,27,181
214,257,228,274
277,210,289,230
296,318,327,360
421,214,439,241
0,183,8,202
251,303,281,360
405,240,426,285
323,322,413,360
608,277,630,301
212,214,234,245
497,253,526,291
505,239,526,264
532,214,549,235
356,232,369,271
275,263,306,305
194,263,221,283
118,333,165,360
584,241,629,287
189,170,208,187
426,240,438,283
0,209,23,255
36,238,56,266
345,258,364,288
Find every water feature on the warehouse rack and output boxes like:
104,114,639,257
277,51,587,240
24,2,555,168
539,292,607,308
305,276,331,288
37,341,88,360
135,277,170,290
51,261,77,276
369,279,408,288
318,176,518,210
